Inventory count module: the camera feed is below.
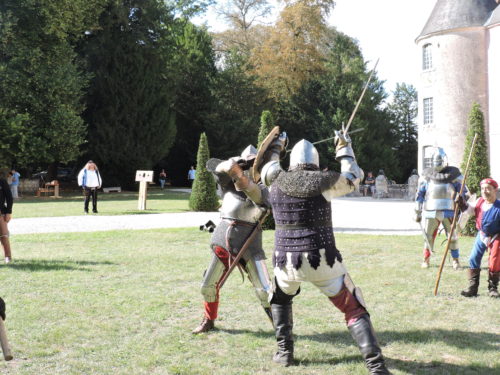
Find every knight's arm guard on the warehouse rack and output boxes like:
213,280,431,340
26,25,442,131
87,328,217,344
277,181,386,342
225,162,264,205
260,160,283,187
334,131,364,188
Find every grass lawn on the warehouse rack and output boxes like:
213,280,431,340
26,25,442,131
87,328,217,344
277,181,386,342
0,230,498,374
13,188,194,218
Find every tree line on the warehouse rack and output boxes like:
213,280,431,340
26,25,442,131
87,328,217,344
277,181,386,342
0,0,417,187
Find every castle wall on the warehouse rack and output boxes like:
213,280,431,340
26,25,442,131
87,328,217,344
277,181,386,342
417,29,489,172
488,25,500,180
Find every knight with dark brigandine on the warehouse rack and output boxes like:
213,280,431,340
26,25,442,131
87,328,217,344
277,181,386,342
192,142,285,334
258,131,391,374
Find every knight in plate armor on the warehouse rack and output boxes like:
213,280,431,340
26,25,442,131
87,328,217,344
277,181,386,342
192,145,277,334
258,131,391,374
414,148,468,269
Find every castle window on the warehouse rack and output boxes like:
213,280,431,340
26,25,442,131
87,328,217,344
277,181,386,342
422,44,432,70
423,146,434,169
423,97,433,124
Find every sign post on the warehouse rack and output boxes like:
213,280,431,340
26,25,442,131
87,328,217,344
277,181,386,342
135,170,154,210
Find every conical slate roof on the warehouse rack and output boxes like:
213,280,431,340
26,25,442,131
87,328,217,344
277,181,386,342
485,4,500,26
418,0,498,38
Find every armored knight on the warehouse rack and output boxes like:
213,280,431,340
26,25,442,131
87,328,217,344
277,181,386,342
414,148,468,269
192,145,276,334
258,131,391,374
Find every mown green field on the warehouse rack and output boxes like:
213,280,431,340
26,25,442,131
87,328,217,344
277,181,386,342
0,229,498,374
12,188,193,218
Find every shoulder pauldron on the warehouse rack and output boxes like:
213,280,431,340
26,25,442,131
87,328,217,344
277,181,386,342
423,166,461,183
276,170,341,198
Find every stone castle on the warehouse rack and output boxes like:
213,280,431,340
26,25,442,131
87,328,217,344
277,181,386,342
416,0,500,179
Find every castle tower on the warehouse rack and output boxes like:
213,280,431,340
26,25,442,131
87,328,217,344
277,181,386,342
415,0,498,174
487,6,500,179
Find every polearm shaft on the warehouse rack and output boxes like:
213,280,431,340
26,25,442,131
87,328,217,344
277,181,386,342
434,133,478,296
343,58,379,136
217,212,269,290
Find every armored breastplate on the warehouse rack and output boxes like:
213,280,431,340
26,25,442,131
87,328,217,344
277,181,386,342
220,191,264,223
424,180,455,211
269,186,334,252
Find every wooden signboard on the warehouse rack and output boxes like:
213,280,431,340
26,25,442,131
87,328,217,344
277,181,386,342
135,170,154,210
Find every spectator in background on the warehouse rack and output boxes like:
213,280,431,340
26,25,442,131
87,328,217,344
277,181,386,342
0,172,13,263
374,169,389,199
9,169,20,199
407,169,419,200
188,166,196,187
363,171,376,196
159,169,167,190
78,160,102,214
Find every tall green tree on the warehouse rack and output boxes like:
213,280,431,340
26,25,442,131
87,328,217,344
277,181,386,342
0,0,104,170
388,83,418,181
276,30,398,178
461,103,490,235
82,0,178,187
163,22,217,186
257,109,276,229
257,110,275,147
205,50,267,161
189,133,219,211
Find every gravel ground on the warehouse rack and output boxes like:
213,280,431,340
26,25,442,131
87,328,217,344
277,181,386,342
9,196,419,236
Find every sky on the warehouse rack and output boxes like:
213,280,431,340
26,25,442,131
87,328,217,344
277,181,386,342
194,0,438,93
329,0,437,92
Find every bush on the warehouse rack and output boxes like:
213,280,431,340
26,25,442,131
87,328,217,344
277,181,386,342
189,133,220,211
460,103,490,236
258,110,276,230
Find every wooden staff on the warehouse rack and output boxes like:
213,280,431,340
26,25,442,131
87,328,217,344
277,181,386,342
217,212,269,290
0,319,13,361
434,133,478,296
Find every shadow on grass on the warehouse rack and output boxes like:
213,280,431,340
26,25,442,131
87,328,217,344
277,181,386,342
386,357,497,375
217,327,498,373
297,354,496,374
6,259,116,272
297,328,499,352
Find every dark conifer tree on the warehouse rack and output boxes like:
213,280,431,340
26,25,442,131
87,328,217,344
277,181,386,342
461,103,490,235
82,0,178,187
257,110,276,229
189,133,219,211
257,110,275,147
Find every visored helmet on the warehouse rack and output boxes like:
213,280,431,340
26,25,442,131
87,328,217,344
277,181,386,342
289,139,319,170
241,145,257,159
432,147,448,172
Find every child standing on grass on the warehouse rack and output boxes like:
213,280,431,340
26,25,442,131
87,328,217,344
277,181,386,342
0,174,13,264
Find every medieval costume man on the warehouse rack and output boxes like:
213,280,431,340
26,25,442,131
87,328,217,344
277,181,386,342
414,148,467,269
459,178,500,298
244,131,391,374
192,144,280,334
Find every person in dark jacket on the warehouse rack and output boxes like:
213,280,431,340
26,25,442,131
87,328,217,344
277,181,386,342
0,176,13,263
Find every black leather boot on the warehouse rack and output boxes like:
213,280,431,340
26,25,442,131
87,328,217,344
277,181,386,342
488,271,500,298
348,314,391,375
461,268,481,297
271,303,294,366
263,306,274,324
